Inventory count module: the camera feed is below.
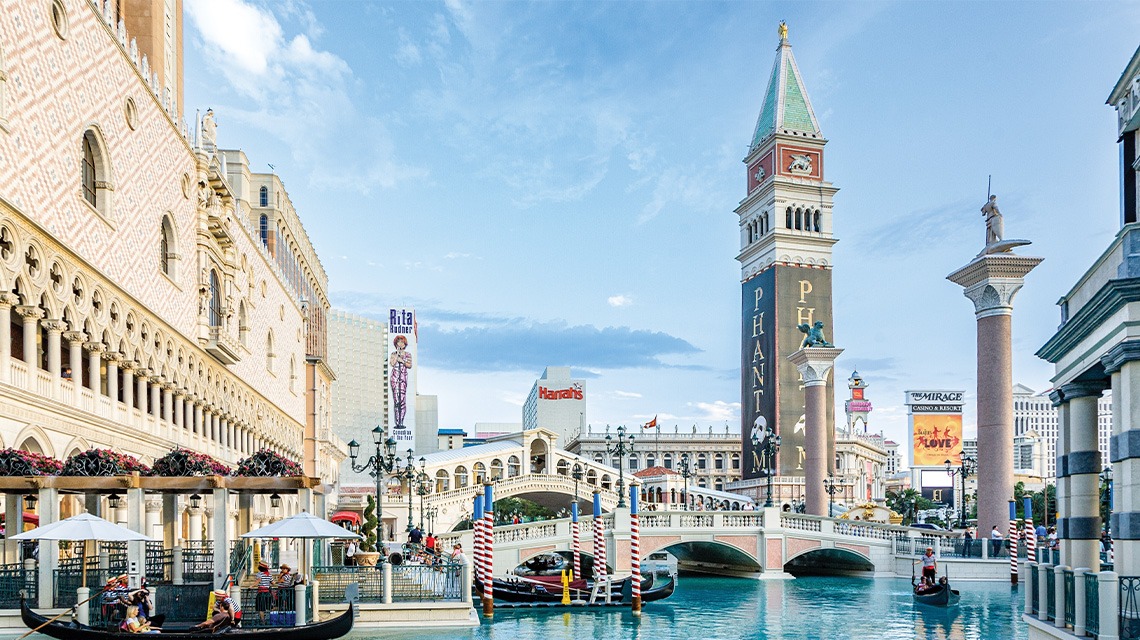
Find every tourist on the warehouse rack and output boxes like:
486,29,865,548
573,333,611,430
344,539,358,566
215,589,242,627
964,526,974,556
409,525,423,547
123,605,158,633
451,543,467,565
255,561,273,622
425,531,436,554
919,546,937,581
62,367,71,380
990,526,1004,556
189,598,230,634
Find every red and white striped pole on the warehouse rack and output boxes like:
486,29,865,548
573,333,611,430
571,501,581,581
630,484,642,614
592,490,607,588
1008,500,1018,585
1023,497,1036,564
472,494,484,586
482,482,495,617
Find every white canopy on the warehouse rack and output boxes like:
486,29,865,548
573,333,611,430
9,512,153,541
241,511,361,540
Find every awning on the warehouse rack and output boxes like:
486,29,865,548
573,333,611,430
330,510,361,525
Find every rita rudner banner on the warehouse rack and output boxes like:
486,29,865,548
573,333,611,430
388,308,417,450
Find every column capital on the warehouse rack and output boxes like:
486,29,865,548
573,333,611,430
787,346,844,386
145,500,162,513
203,508,215,518
83,342,105,354
134,368,152,378
1101,340,1140,375
40,319,65,333
946,253,1043,319
120,360,138,372
0,292,20,307
149,375,165,386
162,382,176,392
1059,381,1107,401
14,305,43,321
104,351,124,364
62,330,87,344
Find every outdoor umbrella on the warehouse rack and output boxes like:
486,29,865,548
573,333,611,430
10,512,153,587
242,512,360,583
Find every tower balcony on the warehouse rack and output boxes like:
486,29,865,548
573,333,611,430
204,325,242,365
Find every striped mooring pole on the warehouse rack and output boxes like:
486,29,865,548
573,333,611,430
1023,496,1036,564
1009,500,1018,586
483,482,495,617
472,494,484,587
571,501,582,581
630,484,642,614
593,490,607,586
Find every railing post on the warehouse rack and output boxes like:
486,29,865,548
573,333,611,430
311,579,319,620
1055,565,1068,628
461,560,472,605
382,561,392,604
1038,563,1050,622
172,546,184,585
1099,571,1119,640
294,583,306,626
76,586,89,625
1022,562,1034,613
1074,566,1089,636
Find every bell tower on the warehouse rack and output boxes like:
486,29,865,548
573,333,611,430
740,23,839,481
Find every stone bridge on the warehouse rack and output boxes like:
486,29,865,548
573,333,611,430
435,508,956,579
424,473,621,532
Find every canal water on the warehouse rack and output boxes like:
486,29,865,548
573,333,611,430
354,576,1026,640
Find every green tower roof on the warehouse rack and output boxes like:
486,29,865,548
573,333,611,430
750,31,822,150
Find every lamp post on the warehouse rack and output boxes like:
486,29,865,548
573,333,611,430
678,454,694,511
348,425,398,546
945,455,976,529
822,473,839,517
416,469,429,530
571,463,583,511
423,506,438,533
1101,465,1113,537
752,428,781,507
605,425,635,508
396,450,425,533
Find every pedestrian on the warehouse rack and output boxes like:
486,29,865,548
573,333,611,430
255,561,272,622
963,526,974,556
275,563,295,588
450,543,467,565
409,525,423,547
344,539,358,566
990,526,1004,556
425,531,436,554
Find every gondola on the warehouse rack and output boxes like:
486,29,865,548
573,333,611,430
475,572,675,605
20,599,354,640
912,580,960,607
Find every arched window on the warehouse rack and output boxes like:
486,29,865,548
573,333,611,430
237,301,248,345
473,462,487,483
80,128,113,218
266,330,275,372
714,453,724,471
731,453,741,470
556,460,569,475
697,454,707,470
208,270,222,327
628,454,639,471
288,355,296,392
593,454,604,464
490,459,503,480
663,453,673,469
794,208,803,230
646,453,656,468
813,210,822,232
507,455,521,477
159,215,175,275
259,186,268,207
785,207,792,229
455,465,468,488
435,469,450,492
259,215,268,247
586,469,598,486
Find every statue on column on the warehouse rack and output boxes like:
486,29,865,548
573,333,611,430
981,195,1003,245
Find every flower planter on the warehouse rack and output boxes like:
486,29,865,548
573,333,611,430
354,552,380,567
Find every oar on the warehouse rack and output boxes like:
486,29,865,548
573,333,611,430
17,587,109,640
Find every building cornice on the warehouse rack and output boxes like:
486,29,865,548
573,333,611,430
1037,278,1140,363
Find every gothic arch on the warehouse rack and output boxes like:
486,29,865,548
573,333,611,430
14,425,55,458
61,435,92,459
79,124,115,219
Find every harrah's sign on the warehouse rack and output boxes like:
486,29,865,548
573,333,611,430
539,384,584,401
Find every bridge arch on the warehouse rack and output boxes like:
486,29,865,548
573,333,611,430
783,546,875,576
642,539,761,576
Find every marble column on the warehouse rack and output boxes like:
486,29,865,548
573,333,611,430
15,306,42,368
162,385,174,426
1059,383,1105,573
85,342,103,394
149,377,161,418
145,500,162,542
187,506,203,542
105,353,120,405
1107,353,1140,577
173,390,184,432
0,293,18,382
788,346,843,517
63,330,85,395
43,319,63,378
135,368,150,415
948,250,1042,538
193,401,203,436
122,363,135,416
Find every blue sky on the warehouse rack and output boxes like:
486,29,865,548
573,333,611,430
182,1,1139,450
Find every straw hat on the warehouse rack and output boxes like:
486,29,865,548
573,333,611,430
280,564,291,571
213,589,228,598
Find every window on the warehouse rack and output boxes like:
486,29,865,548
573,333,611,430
159,215,175,275
785,207,792,229
697,454,707,470
0,45,8,130
237,301,248,345
288,355,296,392
663,453,673,469
731,453,741,470
259,215,268,246
813,210,822,232
80,128,113,219
82,134,96,207
259,186,268,207
714,454,724,471
208,270,221,327
266,330,274,372
50,0,69,39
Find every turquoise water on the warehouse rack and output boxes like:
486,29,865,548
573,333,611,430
353,576,1026,640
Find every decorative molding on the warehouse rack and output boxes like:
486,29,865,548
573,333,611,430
786,347,843,387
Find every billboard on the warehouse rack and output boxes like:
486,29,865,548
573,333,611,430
920,470,955,506
741,265,834,480
388,308,417,450
912,413,963,467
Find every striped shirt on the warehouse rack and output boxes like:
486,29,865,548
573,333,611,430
278,572,295,588
220,596,241,613
257,571,272,591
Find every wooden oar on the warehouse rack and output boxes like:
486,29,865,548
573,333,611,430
17,587,108,640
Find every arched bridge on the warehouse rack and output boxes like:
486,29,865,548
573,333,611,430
426,473,621,531
437,509,956,578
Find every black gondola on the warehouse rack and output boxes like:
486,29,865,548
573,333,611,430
20,600,354,640
912,580,960,607
475,572,675,605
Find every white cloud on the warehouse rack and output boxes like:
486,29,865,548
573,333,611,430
613,390,642,399
187,0,282,77
691,400,741,422
607,294,633,308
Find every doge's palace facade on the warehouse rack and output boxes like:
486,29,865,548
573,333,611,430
0,0,341,517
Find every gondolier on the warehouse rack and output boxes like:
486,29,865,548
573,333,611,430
920,547,937,581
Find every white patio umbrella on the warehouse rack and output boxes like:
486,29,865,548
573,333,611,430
10,512,154,587
242,512,359,583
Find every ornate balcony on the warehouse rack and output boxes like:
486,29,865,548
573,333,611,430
204,325,241,365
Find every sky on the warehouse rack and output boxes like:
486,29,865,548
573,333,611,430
181,0,1140,454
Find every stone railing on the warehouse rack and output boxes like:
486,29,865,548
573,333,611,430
493,522,559,544
780,514,822,532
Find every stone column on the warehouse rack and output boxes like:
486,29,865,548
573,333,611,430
0,293,19,382
105,353,120,405
63,331,85,395
1051,390,1072,567
187,506,203,541
1061,382,1105,573
85,342,103,394
211,488,229,589
787,346,843,517
135,368,150,415
43,319,63,378
162,385,174,426
125,487,146,588
947,251,1042,538
36,486,59,607
145,500,162,541
194,401,204,436
1106,350,1140,577
16,306,42,368
149,377,161,418
4,494,23,563
173,390,184,431
161,494,177,548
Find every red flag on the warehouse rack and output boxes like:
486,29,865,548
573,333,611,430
642,416,657,429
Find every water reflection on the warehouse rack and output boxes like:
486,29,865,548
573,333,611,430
355,576,1025,640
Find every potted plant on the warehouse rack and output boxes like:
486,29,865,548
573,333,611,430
354,494,381,567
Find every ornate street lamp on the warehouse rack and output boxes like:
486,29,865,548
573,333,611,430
945,456,976,528
822,473,839,517
1102,465,1114,537
396,450,425,533
416,468,430,530
424,506,439,533
752,428,781,508
678,454,694,511
571,462,584,512
605,425,635,508
348,425,398,549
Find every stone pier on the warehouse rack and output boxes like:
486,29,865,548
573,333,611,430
948,251,1041,539
788,346,842,517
